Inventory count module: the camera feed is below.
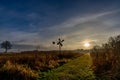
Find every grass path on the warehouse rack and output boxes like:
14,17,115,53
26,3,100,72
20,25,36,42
38,53,95,80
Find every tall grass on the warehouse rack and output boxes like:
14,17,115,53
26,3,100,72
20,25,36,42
0,51,82,80
0,60,38,80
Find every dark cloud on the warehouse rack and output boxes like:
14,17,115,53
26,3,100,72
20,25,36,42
0,0,120,51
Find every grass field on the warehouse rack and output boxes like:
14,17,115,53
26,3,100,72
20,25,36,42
38,53,95,80
0,51,84,80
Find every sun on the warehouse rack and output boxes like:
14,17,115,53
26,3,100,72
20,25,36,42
84,42,90,48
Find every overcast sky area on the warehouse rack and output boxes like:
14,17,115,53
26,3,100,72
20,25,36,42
0,0,120,52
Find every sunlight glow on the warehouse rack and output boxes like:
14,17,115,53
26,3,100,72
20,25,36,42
84,42,90,48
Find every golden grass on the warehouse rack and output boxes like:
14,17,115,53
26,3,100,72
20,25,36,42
0,51,83,80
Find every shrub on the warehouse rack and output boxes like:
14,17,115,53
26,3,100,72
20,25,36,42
90,35,120,79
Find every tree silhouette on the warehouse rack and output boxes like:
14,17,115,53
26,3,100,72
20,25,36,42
53,38,64,54
1,41,12,53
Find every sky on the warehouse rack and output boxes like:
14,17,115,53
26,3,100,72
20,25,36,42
0,0,120,51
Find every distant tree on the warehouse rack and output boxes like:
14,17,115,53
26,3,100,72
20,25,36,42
52,38,64,54
1,41,12,53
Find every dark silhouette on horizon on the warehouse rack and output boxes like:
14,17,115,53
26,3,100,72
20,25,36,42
1,41,12,53
53,38,64,55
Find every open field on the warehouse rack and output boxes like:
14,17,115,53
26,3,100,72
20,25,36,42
0,51,84,80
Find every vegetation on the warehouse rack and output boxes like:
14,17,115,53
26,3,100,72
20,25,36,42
1,41,12,53
0,60,38,80
0,51,83,80
38,54,95,80
90,35,120,80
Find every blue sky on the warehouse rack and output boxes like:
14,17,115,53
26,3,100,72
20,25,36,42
0,0,120,51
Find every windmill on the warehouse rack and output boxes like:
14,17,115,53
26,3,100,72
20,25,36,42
53,38,64,54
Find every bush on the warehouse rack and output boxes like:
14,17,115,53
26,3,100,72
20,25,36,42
90,35,120,79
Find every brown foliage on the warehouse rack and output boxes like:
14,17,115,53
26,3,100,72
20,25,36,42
0,51,82,80
0,61,38,80
90,35,120,79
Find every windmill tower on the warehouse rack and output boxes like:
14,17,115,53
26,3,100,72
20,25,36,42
53,38,64,54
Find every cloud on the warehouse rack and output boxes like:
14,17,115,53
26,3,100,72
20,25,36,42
0,0,120,51
35,9,120,38
48,9,120,29
38,9,120,49
0,9,120,51
22,10,120,50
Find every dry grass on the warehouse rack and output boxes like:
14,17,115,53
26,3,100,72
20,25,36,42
0,60,38,80
0,51,83,80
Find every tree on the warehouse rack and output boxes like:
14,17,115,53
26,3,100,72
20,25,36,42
1,41,12,53
52,38,64,54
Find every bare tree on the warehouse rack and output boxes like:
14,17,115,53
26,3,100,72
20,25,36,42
1,41,12,53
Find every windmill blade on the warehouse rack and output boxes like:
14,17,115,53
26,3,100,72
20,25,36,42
60,43,63,46
58,38,61,41
52,41,55,44
57,42,60,45
61,40,64,42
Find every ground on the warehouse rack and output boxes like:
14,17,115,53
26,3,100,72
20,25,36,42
38,53,95,80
